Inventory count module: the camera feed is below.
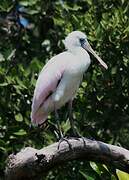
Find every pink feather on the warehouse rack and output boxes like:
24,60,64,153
31,52,70,125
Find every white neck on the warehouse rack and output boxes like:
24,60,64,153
67,47,91,69
67,46,88,56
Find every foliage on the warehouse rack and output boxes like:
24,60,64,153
0,0,129,179
116,169,129,180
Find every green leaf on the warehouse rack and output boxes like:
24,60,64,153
15,77,27,89
90,162,101,175
19,0,39,6
61,119,70,134
0,139,6,146
0,82,8,86
116,169,129,180
0,147,6,152
7,49,16,61
97,95,104,101
13,129,27,136
15,113,23,122
82,81,87,88
27,9,39,15
111,67,117,75
80,171,94,180
0,1,13,12
0,53,5,62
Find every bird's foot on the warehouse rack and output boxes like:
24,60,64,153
68,128,87,146
57,137,72,150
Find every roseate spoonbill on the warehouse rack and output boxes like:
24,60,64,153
31,31,108,135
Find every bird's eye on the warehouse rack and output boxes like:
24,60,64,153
79,38,86,45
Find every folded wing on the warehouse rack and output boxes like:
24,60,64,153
31,52,70,125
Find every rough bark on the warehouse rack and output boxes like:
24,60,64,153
5,137,129,180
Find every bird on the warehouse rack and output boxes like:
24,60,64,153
31,31,108,135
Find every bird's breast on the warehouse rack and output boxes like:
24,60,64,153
52,73,83,108
66,56,90,75
51,50,91,107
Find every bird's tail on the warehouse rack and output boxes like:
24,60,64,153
31,110,48,126
31,96,55,126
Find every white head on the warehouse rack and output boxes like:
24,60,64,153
63,31,87,49
63,31,108,69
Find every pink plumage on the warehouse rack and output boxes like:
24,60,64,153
31,52,69,125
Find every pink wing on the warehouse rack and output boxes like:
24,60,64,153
31,52,69,125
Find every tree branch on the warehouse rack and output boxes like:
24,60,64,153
5,138,129,180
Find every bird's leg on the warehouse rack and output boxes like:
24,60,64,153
68,100,74,133
54,106,63,139
68,100,80,137
68,100,86,144
54,104,72,150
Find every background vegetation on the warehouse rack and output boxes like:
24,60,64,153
0,0,129,179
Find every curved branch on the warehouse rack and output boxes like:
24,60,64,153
5,138,129,180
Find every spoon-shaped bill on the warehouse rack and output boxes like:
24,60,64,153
82,42,108,69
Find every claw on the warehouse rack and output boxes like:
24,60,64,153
58,137,72,150
68,136,86,147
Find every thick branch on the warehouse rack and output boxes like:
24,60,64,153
5,138,129,180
